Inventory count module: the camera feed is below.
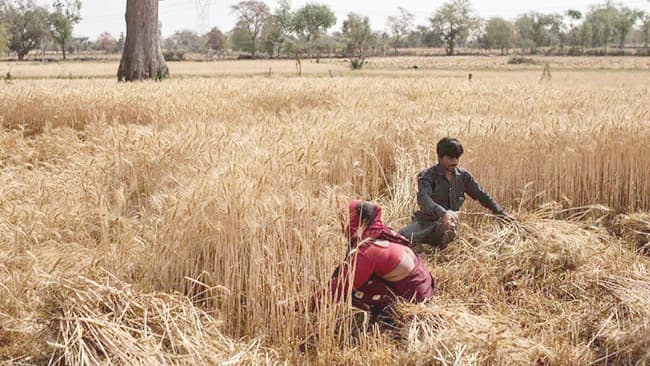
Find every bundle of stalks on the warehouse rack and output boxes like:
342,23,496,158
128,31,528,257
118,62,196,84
430,209,613,305
407,207,648,365
612,213,650,254
595,276,650,364
395,303,554,365
41,273,280,365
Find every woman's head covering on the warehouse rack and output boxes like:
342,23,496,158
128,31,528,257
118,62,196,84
345,200,410,249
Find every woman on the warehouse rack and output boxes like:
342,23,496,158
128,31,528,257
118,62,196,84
321,200,435,315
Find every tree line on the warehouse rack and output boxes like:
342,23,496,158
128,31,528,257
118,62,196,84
146,0,650,60
222,0,649,58
0,0,81,60
1,0,649,62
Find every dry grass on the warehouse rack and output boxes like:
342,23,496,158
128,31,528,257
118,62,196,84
0,60,346,79
1,63,650,365
360,56,650,71
2,56,649,80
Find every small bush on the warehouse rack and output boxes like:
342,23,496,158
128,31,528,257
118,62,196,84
544,47,557,56
350,57,366,70
507,56,536,65
635,48,650,56
567,47,583,56
583,49,626,57
163,51,185,62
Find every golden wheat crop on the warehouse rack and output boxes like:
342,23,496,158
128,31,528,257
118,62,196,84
1,64,649,365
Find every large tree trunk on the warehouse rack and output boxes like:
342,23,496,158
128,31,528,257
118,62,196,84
118,0,169,81
61,39,66,60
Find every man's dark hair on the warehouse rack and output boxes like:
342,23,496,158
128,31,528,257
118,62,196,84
437,137,464,159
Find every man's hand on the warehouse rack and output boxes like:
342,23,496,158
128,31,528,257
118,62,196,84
496,214,517,224
442,211,459,230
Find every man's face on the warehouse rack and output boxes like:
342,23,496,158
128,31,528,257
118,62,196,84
439,155,459,172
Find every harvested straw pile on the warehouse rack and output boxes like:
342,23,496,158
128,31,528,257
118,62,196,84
393,208,650,366
34,274,279,365
397,303,555,365
597,276,650,364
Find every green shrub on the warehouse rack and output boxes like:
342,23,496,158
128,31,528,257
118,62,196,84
507,56,536,65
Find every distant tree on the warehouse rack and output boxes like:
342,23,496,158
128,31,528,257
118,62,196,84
164,29,204,53
293,3,336,61
265,0,294,57
3,0,50,60
69,35,90,54
429,0,481,55
514,14,535,52
229,23,253,53
369,30,389,56
484,17,514,55
68,37,88,54
97,32,118,53
0,23,7,52
206,26,226,53
0,2,8,52
230,0,270,58
386,7,415,55
580,19,593,48
317,31,339,57
583,3,617,52
341,12,371,68
642,13,650,49
613,6,641,49
566,9,583,24
410,25,440,48
116,32,125,51
514,12,560,53
564,9,583,47
577,3,644,53
49,0,81,60
260,21,277,57
546,13,564,49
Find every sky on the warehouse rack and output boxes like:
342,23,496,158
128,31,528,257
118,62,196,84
69,0,650,40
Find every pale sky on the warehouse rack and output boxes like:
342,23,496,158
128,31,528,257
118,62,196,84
70,0,650,40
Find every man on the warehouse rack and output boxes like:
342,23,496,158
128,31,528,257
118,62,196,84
400,137,509,249
314,200,434,316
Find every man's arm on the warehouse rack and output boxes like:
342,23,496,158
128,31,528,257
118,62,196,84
463,171,508,216
417,171,448,218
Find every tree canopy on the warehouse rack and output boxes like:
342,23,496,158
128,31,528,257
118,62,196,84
430,0,480,55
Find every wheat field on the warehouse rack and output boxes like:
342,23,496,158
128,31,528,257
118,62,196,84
1,59,650,365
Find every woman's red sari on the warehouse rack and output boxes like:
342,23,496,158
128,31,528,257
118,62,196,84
329,200,435,313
